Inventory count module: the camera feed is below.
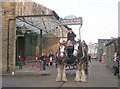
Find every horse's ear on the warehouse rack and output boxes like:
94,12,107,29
59,46,60,50
78,45,81,49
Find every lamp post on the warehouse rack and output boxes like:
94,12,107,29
16,24,27,38
20,24,27,35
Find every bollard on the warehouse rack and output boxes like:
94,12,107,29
11,71,15,75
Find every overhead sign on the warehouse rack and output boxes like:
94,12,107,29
60,15,83,25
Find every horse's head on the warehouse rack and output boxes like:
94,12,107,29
72,38,82,56
59,44,67,58
57,38,67,58
73,42,80,56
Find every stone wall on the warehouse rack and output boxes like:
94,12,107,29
105,44,115,72
15,1,52,17
43,37,60,54
2,2,16,72
2,1,68,72
0,1,2,73
105,39,118,72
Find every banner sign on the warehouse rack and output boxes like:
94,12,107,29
60,15,83,25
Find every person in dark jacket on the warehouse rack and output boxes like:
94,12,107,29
67,28,76,45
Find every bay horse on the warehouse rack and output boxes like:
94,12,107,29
55,40,88,82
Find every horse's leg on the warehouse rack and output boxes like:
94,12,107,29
62,63,67,82
56,64,62,81
85,61,88,74
74,63,80,82
80,63,87,82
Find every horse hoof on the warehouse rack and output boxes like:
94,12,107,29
62,80,67,82
56,79,62,82
62,78,67,82
82,81,87,83
80,80,87,82
56,78,62,82
62,79,67,82
74,80,80,82
74,79,80,82
75,80,80,82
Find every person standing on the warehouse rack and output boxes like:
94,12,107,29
40,52,46,70
46,54,50,66
49,50,54,66
18,56,24,69
88,54,91,62
99,54,102,62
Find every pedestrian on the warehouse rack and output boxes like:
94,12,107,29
40,52,46,70
88,54,91,62
46,54,50,66
18,55,24,62
48,50,54,66
18,56,24,69
99,54,102,62
67,28,76,45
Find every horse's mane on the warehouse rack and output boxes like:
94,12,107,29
76,41,83,59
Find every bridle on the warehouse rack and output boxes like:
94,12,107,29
73,42,80,56
59,44,67,58
74,43,79,51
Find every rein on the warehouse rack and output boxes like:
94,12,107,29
56,41,88,65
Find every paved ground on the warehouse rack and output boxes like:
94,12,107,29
1,59,119,88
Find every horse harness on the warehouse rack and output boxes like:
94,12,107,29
57,42,88,65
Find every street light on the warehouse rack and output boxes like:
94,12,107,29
20,24,27,34
16,24,27,38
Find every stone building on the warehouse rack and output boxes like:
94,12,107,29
0,1,2,73
1,0,68,72
97,39,111,61
97,38,120,74
105,38,119,72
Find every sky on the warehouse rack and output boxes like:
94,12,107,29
33,0,119,44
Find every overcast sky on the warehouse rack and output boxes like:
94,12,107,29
33,0,119,44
